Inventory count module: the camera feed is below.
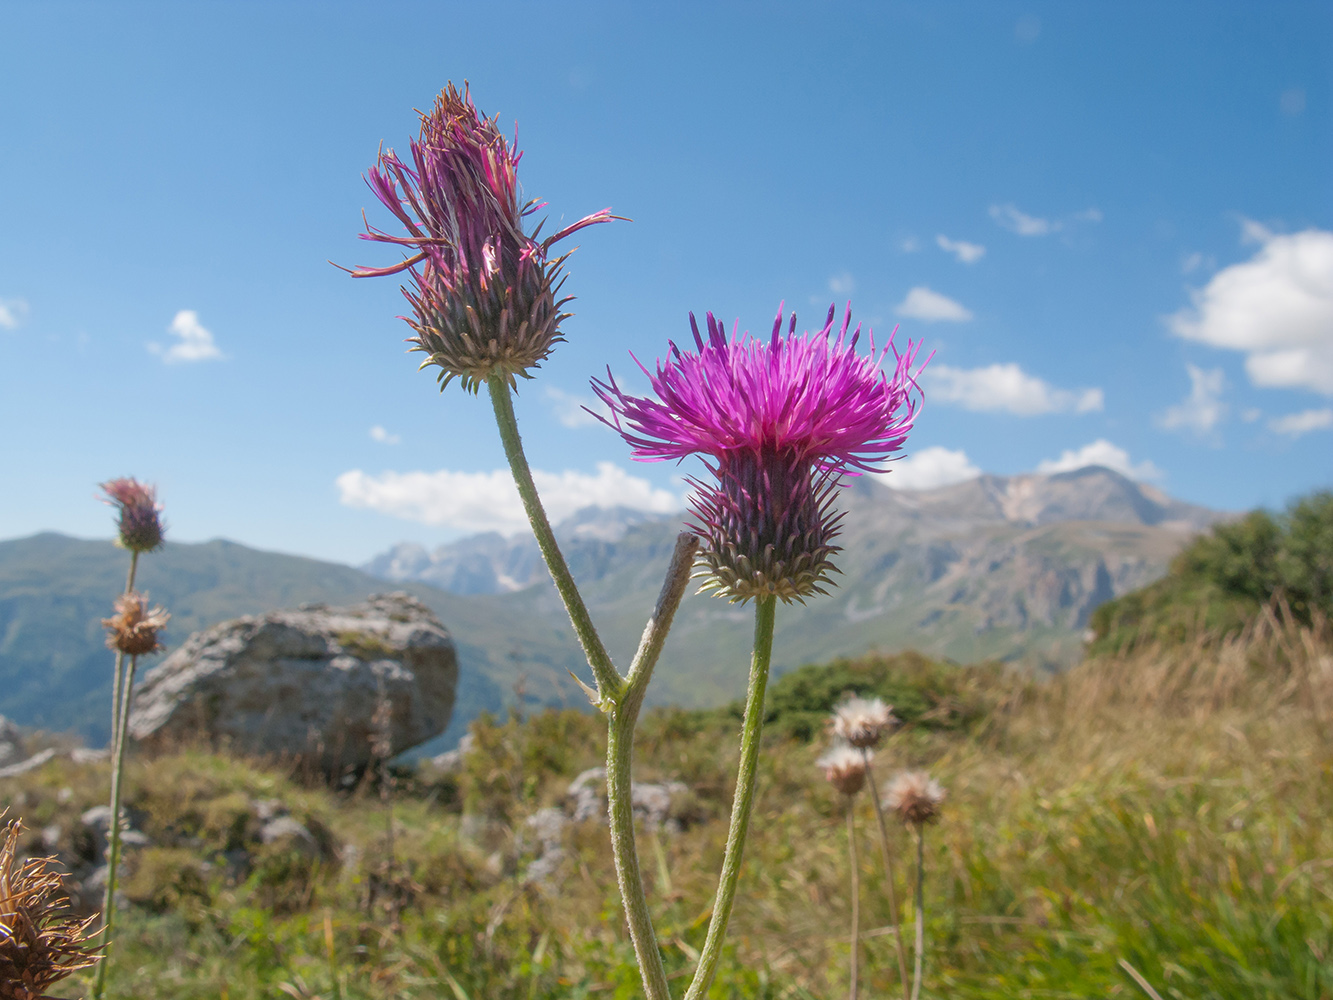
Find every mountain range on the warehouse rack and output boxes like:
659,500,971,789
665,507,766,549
0,466,1225,749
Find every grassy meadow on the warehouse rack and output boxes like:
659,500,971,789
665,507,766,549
5,603,1329,999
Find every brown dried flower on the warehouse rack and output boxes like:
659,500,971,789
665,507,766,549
830,695,898,749
102,592,169,657
0,819,101,999
817,745,869,797
884,770,946,827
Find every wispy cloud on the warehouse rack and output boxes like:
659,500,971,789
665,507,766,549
1268,408,1333,437
878,446,981,491
924,362,1103,416
828,272,856,295
895,286,973,322
336,461,682,535
147,309,225,363
1036,439,1163,481
1157,364,1227,434
544,386,610,429
0,297,29,330
935,235,986,264
369,425,401,445
989,203,1056,236
1168,224,1333,395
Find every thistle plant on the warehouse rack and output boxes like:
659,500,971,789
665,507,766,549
0,818,102,1000
92,479,166,1000
833,695,911,999
351,83,927,1000
885,770,946,1000
818,745,870,1000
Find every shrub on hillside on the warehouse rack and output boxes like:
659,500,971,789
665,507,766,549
1090,489,1333,653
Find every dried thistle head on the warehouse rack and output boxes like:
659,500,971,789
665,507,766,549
0,819,101,1000
102,592,169,657
884,770,946,827
99,477,164,553
830,695,898,750
817,744,869,797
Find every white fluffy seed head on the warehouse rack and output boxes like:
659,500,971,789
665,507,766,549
830,695,897,749
884,769,946,827
817,744,869,797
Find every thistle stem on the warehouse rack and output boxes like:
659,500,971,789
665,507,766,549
93,653,139,1000
107,551,139,765
683,595,777,1000
911,824,925,1000
847,797,860,1000
487,376,622,702
605,532,698,1000
864,754,911,1000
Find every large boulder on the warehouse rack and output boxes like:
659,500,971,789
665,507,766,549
129,593,457,775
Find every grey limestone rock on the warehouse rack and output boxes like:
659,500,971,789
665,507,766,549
128,592,457,775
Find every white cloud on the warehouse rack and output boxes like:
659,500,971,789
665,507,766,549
544,386,610,429
879,446,981,491
989,203,1056,236
899,236,920,253
1037,439,1163,481
148,309,224,363
1241,407,1263,423
1157,364,1227,434
935,235,986,264
1169,227,1333,394
1268,408,1333,437
895,286,973,322
369,425,401,445
336,461,683,535
924,363,1103,416
828,272,856,295
0,297,29,330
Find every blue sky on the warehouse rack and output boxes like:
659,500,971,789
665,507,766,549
1,1,1329,565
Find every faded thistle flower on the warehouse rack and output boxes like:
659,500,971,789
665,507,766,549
99,477,164,553
350,82,621,392
0,819,101,1000
102,592,169,657
830,695,898,750
884,770,946,827
818,745,870,797
594,304,926,603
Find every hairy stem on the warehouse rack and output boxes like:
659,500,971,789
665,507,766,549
606,532,699,1000
912,824,925,1000
847,797,860,1000
107,551,139,767
684,595,777,1000
487,376,621,702
94,653,139,1000
864,755,911,1000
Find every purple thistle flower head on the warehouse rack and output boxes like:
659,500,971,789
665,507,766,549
99,477,164,553
593,303,927,603
348,82,622,393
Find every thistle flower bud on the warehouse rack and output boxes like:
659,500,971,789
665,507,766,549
0,819,101,999
830,696,898,750
594,304,926,603
99,477,164,553
102,592,169,657
350,82,620,392
818,745,870,797
884,770,946,828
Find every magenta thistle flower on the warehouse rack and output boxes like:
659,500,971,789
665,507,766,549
98,478,164,553
593,304,926,603
348,82,621,392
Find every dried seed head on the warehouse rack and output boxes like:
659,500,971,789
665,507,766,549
99,477,164,553
817,745,869,797
884,770,946,827
102,592,169,657
0,819,101,999
830,695,898,749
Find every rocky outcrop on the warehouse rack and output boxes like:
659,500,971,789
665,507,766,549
129,593,457,775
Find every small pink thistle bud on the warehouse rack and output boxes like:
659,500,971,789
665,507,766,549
884,770,946,828
98,478,164,553
349,82,622,393
594,303,927,603
830,696,898,750
818,745,870,797
101,592,169,657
